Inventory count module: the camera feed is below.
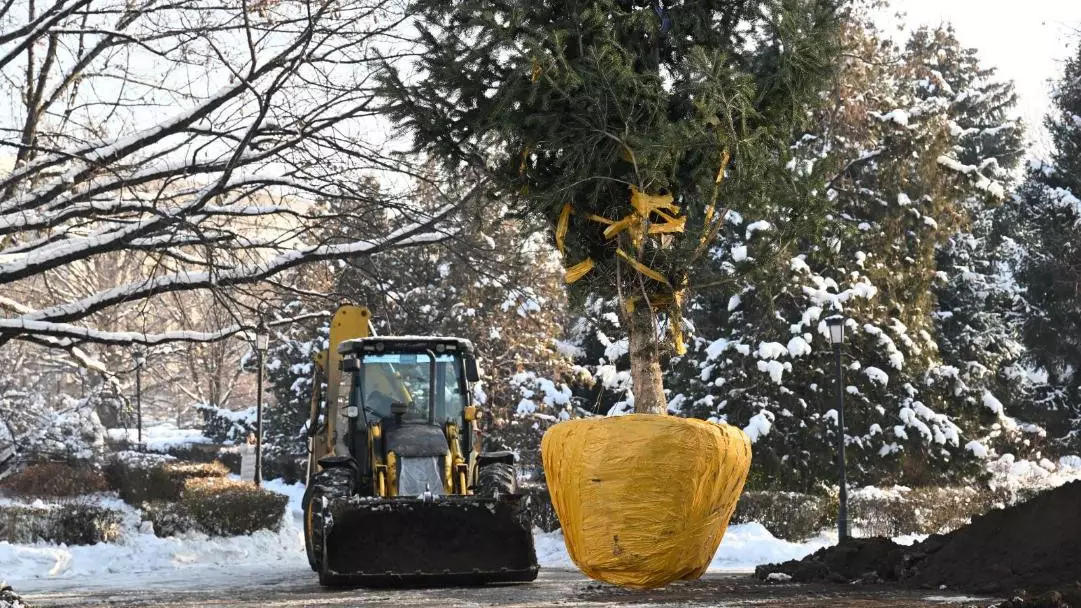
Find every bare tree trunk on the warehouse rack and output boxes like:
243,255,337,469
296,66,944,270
627,303,667,414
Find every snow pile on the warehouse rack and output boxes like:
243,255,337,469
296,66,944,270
107,421,211,452
985,454,1081,495
2,479,306,591
533,523,833,573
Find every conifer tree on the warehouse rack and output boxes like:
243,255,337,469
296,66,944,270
1014,43,1081,448
659,20,1026,489
381,0,845,414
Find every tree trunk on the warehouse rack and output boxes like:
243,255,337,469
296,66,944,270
627,303,667,414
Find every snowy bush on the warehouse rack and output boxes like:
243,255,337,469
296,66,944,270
0,500,122,545
731,491,836,541
181,478,287,537
196,403,256,445
104,453,228,506
15,397,107,465
848,486,999,537
141,501,200,538
0,584,29,608
0,463,106,498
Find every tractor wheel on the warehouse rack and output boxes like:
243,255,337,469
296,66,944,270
476,462,517,498
303,466,354,572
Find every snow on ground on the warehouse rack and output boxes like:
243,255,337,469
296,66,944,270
985,454,1081,495
532,523,837,573
106,421,211,452
3,479,307,592
5,477,837,592
7,451,1080,592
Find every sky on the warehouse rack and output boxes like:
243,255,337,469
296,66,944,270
881,0,1081,154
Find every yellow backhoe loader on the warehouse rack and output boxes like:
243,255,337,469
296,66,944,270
301,305,539,586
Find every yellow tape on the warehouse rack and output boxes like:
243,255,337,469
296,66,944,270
668,291,686,355
555,183,698,355
630,187,680,216
698,149,732,253
565,258,595,284
542,415,752,589
556,203,571,255
616,249,670,287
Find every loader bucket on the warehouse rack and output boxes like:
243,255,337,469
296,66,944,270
320,495,539,587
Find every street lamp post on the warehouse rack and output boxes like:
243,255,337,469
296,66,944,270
254,324,269,486
132,348,146,449
825,315,849,543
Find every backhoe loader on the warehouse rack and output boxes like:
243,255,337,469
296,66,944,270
301,305,539,586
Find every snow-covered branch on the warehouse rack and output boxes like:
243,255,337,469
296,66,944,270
0,0,480,350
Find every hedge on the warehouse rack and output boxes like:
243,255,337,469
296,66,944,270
0,501,122,545
0,463,106,499
104,452,229,505
731,491,837,541
141,478,287,538
1,584,30,608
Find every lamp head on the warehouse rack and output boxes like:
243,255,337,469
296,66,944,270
825,315,845,346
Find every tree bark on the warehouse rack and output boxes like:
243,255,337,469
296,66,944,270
627,302,667,414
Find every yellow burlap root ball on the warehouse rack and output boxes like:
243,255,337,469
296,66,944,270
541,414,752,589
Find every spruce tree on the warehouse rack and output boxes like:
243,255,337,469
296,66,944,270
659,21,1026,489
1014,43,1081,449
381,0,845,414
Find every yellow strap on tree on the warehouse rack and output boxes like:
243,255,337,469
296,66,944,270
556,203,572,255
565,258,595,284
667,291,687,356
629,187,680,217
616,249,671,287
697,149,732,255
555,183,695,355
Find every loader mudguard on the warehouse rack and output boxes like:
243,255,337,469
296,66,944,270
476,451,516,468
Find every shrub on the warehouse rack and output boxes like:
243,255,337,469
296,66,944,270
196,404,255,444
849,486,997,537
1,583,31,608
103,451,176,504
181,478,287,537
141,501,199,538
731,491,837,541
520,483,559,532
104,453,229,506
0,463,107,498
0,500,122,545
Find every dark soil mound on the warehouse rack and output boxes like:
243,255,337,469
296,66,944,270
756,481,1081,597
755,537,909,584
909,481,1081,594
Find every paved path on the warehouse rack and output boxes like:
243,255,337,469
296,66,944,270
23,568,998,607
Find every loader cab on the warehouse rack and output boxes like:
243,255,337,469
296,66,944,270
336,337,480,497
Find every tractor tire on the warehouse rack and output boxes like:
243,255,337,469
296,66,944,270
476,462,518,498
303,466,354,572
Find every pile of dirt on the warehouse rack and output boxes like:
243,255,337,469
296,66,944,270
757,481,1081,597
754,537,910,584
